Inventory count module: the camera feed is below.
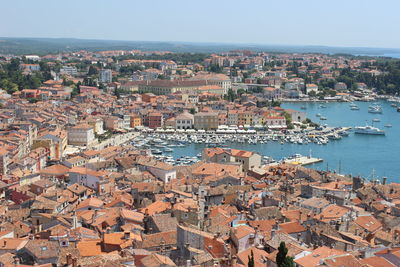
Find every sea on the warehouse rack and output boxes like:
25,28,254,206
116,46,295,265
170,100,400,183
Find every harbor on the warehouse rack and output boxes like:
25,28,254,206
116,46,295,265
130,100,400,182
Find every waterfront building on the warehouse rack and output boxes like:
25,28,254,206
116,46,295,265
306,84,319,94
175,111,194,129
194,112,219,130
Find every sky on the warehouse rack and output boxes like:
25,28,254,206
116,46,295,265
1,0,400,48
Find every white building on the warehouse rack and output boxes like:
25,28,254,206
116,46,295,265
60,66,78,76
99,69,112,83
306,84,319,94
67,124,96,146
175,112,194,129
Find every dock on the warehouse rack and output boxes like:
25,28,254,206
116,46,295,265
283,156,323,166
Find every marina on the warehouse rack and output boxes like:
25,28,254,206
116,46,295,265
129,100,400,182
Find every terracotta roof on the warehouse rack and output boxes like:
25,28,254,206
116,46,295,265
354,215,382,233
77,239,102,257
279,221,306,234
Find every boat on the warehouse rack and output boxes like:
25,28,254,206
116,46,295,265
391,103,398,107
320,116,327,120
372,118,380,122
319,105,327,108
300,105,307,110
354,125,385,135
368,105,383,114
384,124,392,128
316,113,321,117
397,107,400,112
164,147,174,152
350,106,360,110
151,149,163,154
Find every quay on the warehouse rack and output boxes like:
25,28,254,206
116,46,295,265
283,156,323,166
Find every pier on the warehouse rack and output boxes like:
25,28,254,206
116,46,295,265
283,156,323,166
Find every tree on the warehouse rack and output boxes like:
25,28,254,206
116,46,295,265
88,65,98,76
189,108,196,115
276,242,294,267
247,250,255,267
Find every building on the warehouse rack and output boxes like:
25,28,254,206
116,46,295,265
67,124,96,146
99,69,112,83
175,112,194,129
202,147,262,172
138,80,207,95
130,114,142,128
306,84,319,94
335,82,348,91
194,112,219,130
285,109,306,123
0,147,9,175
189,73,232,94
145,112,163,129
60,66,78,76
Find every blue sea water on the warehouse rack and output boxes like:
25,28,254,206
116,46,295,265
170,101,400,183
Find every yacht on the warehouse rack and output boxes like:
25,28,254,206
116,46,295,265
355,125,385,135
320,116,327,120
350,105,360,110
372,118,381,122
385,124,392,128
368,105,383,114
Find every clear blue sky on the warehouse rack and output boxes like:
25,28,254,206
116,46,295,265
1,0,400,48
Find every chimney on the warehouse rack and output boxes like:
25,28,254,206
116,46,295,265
124,231,130,240
231,255,237,265
271,229,276,239
383,177,388,185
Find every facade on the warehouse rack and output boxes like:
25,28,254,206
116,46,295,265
138,80,207,95
146,112,163,129
175,112,194,129
60,66,78,76
99,69,112,83
130,114,142,128
0,148,9,175
306,84,319,94
194,112,219,130
67,124,96,146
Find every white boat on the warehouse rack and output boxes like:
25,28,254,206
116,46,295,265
350,106,360,110
316,113,321,117
354,125,385,135
384,124,392,128
368,105,383,114
320,116,327,120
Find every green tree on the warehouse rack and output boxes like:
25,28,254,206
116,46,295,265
276,242,294,267
248,250,255,267
189,108,196,115
88,65,98,76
